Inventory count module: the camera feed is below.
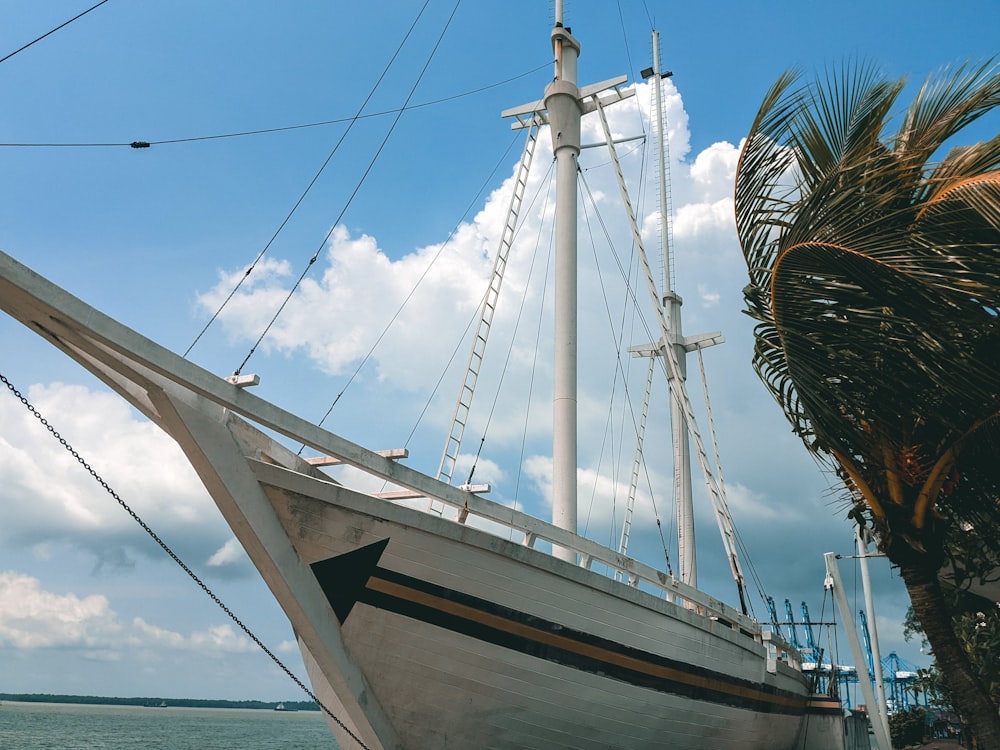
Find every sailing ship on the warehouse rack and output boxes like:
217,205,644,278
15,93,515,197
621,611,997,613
0,7,849,750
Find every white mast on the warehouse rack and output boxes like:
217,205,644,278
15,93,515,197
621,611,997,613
546,9,582,561
651,32,696,587
501,10,632,563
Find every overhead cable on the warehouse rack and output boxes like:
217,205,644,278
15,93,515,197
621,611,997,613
0,0,112,66
0,62,551,149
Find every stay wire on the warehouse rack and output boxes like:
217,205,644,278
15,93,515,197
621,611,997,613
0,63,551,149
459,159,557,488
233,0,463,377
312,129,524,442
0,0,111,66
577,169,674,576
186,0,435,359
511,192,555,514
0,371,371,750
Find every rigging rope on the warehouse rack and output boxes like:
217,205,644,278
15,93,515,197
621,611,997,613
577,168,675,578
0,0,111,66
310,130,526,441
231,0,463,377
186,0,435,359
0,372,370,750
512,206,555,515
0,63,552,149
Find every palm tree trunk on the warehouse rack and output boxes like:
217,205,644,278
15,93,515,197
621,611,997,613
900,562,1000,747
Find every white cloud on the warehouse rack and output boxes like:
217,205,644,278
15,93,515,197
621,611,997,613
673,197,736,243
688,141,740,200
0,571,119,649
207,537,247,568
189,624,256,654
131,620,255,656
0,382,234,567
0,572,260,658
696,283,721,308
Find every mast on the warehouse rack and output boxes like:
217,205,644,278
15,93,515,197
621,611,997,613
501,8,631,563
646,31,697,585
546,9,582,561
501,10,635,563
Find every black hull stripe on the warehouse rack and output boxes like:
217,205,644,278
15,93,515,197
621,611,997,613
357,566,808,716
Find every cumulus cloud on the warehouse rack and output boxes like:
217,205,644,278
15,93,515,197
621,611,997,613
0,572,258,658
206,538,247,568
0,571,120,649
0,383,235,571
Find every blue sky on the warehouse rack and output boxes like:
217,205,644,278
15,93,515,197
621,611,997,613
1,0,997,703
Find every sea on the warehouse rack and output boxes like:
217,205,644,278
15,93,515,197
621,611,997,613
0,701,341,749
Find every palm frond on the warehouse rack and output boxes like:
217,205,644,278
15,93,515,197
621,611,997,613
735,57,1000,546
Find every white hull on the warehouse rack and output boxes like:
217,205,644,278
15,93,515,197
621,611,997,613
0,249,839,749
248,458,809,749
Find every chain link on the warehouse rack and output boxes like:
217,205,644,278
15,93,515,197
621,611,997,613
1,372,371,750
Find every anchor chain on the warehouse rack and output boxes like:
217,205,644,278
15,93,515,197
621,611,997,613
0,371,370,750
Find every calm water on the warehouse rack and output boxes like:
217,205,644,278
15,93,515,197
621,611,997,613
0,701,341,749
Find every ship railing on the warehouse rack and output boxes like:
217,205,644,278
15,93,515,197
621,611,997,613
355,468,762,641
761,630,804,674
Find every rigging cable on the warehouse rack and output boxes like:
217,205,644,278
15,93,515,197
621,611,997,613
231,0,464,377
310,131,527,440
511,201,555,518
457,160,556,488
577,168,675,577
0,63,552,149
0,372,370,750
0,0,111,66
186,0,435,358
577,174,630,543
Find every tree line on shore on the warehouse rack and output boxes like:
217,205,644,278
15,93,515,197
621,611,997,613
0,693,319,711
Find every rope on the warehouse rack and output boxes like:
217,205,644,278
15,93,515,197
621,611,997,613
0,1,112,66
0,63,552,150
310,130,524,438
186,0,435,359
0,372,370,750
232,0,463,377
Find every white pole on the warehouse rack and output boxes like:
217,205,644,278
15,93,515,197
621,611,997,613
545,23,582,562
650,31,696,586
857,525,891,741
824,552,892,750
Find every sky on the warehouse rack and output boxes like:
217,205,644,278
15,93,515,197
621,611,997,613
1,0,998,705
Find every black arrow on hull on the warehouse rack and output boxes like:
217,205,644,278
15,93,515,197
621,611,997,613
310,538,389,624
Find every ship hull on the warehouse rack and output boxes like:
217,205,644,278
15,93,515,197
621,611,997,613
248,459,809,750
0,251,823,750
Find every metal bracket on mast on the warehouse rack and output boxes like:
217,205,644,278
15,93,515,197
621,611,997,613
501,75,634,131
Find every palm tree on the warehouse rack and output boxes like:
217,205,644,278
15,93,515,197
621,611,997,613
734,59,1000,743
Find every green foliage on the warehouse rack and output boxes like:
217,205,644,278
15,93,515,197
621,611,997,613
735,55,1000,743
734,58,1000,562
906,595,1000,709
889,706,927,748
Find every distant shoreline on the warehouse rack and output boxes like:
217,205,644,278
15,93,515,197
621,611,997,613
0,693,320,712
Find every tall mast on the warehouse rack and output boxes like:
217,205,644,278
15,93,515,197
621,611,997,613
546,10,582,561
651,31,697,586
503,8,632,562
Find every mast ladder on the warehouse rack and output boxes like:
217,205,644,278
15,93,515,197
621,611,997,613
617,355,655,573
431,124,540,513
